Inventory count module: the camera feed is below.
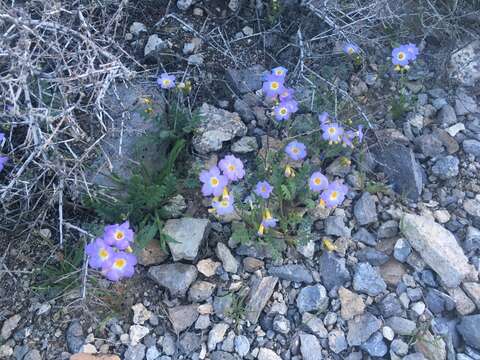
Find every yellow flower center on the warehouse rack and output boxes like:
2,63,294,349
330,191,339,200
163,79,171,86
279,108,288,115
275,69,284,76
291,147,299,154
397,52,405,60
113,258,126,269
347,47,354,54
270,81,279,90
261,185,267,193
210,177,219,186
314,177,322,185
328,127,336,135
99,249,109,259
114,231,125,241
228,164,235,172
220,200,229,207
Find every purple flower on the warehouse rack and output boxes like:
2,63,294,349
261,217,278,228
357,125,364,143
318,112,329,125
321,123,344,143
86,238,114,270
262,74,285,98
309,172,329,192
321,181,348,208
103,252,137,281
405,43,419,61
255,181,273,199
285,141,307,161
103,221,134,250
343,43,360,55
274,100,298,121
392,46,410,66
342,130,356,148
271,66,288,78
199,166,229,197
157,73,176,89
0,156,8,172
279,87,294,102
212,194,235,216
218,155,245,182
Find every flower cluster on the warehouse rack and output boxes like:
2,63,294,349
85,221,137,282
199,155,245,216
262,67,299,122
391,43,419,71
157,72,176,89
319,112,363,147
343,43,360,56
0,132,7,173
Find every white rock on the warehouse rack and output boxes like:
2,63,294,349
258,347,282,360
382,326,395,341
144,35,166,58
449,40,480,86
129,325,149,345
215,242,238,273
197,258,221,277
130,22,147,36
132,303,152,325
164,217,210,261
446,123,465,137
208,323,229,351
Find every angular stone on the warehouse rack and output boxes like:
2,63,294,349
414,330,446,360
242,257,264,272
463,282,480,308
144,35,166,58
210,351,240,360
447,287,476,315
148,263,197,297
449,40,480,86
300,333,323,360
400,213,477,288
137,240,169,266
226,65,266,94
268,264,313,283
66,320,84,354
325,216,351,237
164,218,210,261
339,287,365,320
129,325,149,345
379,259,407,286
347,313,382,346
328,329,348,354
131,303,152,325
356,248,389,266
257,348,281,360
431,156,459,179
70,355,120,360
353,263,386,296
208,323,229,351
385,317,416,336
436,104,457,127
216,243,238,273
464,197,480,218
319,252,351,291
245,276,278,323
188,281,216,302
463,139,480,158
296,284,329,313
193,104,247,154
361,332,388,357
231,136,258,153
354,192,377,225
168,305,199,333
1,314,21,340
197,258,221,277
457,315,480,350
455,89,479,115
234,335,250,357
301,312,328,338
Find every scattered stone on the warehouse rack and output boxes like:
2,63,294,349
195,314,210,330
208,323,229,351
124,344,146,360
193,104,247,154
257,348,281,360
164,218,210,261
187,54,203,65
458,315,480,350
377,219,399,238
234,335,250,357
216,242,239,273
148,263,197,297
354,192,377,225
353,263,386,296
130,22,147,36
146,347,161,360
426,289,456,314
394,238,412,263
233,99,255,123
168,305,199,333
197,258,221,277
339,287,365,320
328,329,348,353
446,123,465,137
210,351,240,360
414,330,447,360
300,333,323,360
436,104,457,127
447,287,476,315
347,312,382,346
353,228,377,246
245,276,278,323
231,136,258,153
144,35,166,58
319,252,351,290
455,89,479,115
0,345,13,358
433,209,451,224
163,194,187,218
132,304,152,325
188,281,216,302
400,213,477,288
382,326,395,341
379,293,403,318
70,355,120,360
385,317,416,336
226,65,266,94
464,197,480,218
129,325,149,345
391,339,409,356
137,240,169,266
243,257,264,272
296,284,329,313
463,139,480,158
325,216,351,237
1,314,21,340
213,294,234,318
302,312,328,338
177,0,193,10
66,320,85,354
268,264,313,283
432,156,460,179
356,247,389,266
463,282,480,308
379,259,407,286
449,40,480,86
361,332,388,357
272,314,290,334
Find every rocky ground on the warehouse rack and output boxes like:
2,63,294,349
2,1,480,360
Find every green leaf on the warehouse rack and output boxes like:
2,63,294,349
136,223,158,249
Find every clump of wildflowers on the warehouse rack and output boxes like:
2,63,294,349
257,209,278,236
157,72,176,89
309,171,329,192
199,166,228,197
86,221,137,282
391,43,419,72
262,67,299,122
262,74,285,98
285,141,307,161
320,181,349,208
218,155,245,182
319,112,364,147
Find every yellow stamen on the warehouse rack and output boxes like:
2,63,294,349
222,187,229,200
114,231,125,241
99,249,109,259
314,177,322,185
113,258,126,269
257,224,265,236
163,79,171,86
210,177,219,186
228,164,235,172
126,246,133,253
330,191,339,200
397,52,405,60
323,238,337,252
328,127,336,134
279,108,288,115
319,199,326,207
270,82,279,90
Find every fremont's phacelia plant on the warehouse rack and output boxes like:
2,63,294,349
321,123,344,143
104,252,137,282
157,73,176,89
274,101,296,121
212,193,235,216
103,221,134,250
285,141,307,161
199,166,228,197
262,74,285,98
279,88,294,102
218,155,245,182
392,45,410,66
271,66,288,78
85,238,114,270
255,181,273,199
320,181,348,208
343,43,360,55
405,43,419,61
309,171,329,192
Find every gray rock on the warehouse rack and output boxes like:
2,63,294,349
400,213,477,288
1,314,21,340
144,34,166,58
319,252,351,291
379,293,403,318
188,281,216,302
458,315,480,350
463,282,480,308
296,284,329,313
353,228,377,246
163,194,187,218
168,305,199,333
208,323,229,351
65,320,84,353
245,276,278,323
463,139,480,157
302,312,328,338
436,104,457,127
216,242,239,273
231,136,258,153
354,192,377,225
356,248,389,266
465,226,480,252
449,40,480,86
272,314,290,334
464,197,480,218
414,330,446,360
257,348,281,360
226,65,266,94
361,332,388,357
148,263,197,297
177,0,193,10
214,294,234,318
338,287,365,320
160,333,176,355
22,350,41,360
386,316,416,336
268,264,313,283
394,238,412,262
210,351,240,360
234,335,250,357
233,99,255,123
193,103,247,154
403,353,427,360
353,263,386,296
300,333,323,360
426,289,456,314
195,314,210,330
347,312,382,346
455,89,479,115
164,218,210,261
416,134,444,157
391,339,409,356
377,220,399,238
432,156,460,179
328,329,348,353
130,22,147,36
371,143,424,201
125,344,146,360
187,54,203,65
325,216,351,237
146,346,161,360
